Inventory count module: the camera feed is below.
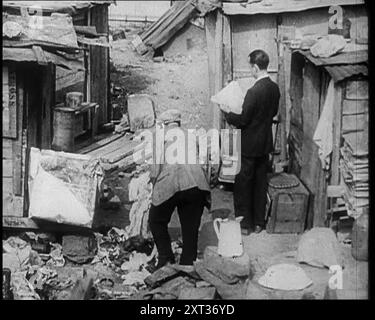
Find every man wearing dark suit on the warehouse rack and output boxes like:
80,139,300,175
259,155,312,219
222,50,280,235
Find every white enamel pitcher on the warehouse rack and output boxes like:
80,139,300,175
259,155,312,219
213,216,244,257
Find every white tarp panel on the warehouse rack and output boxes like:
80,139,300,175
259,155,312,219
28,148,103,228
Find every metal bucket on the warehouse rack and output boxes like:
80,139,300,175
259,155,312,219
52,108,76,152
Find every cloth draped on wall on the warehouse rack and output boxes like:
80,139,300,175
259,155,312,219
313,79,335,170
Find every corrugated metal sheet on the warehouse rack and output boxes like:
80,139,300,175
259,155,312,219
324,64,368,82
295,49,368,82
223,0,364,15
296,49,368,66
140,0,197,50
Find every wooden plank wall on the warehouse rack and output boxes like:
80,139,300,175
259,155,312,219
213,10,224,131
204,11,216,105
288,53,304,175
227,6,367,137
90,4,110,127
41,64,56,150
3,65,25,217
231,14,278,82
289,60,328,228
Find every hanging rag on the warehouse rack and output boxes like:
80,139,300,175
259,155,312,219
313,79,335,170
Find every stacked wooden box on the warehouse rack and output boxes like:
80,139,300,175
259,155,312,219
340,134,368,219
339,80,369,219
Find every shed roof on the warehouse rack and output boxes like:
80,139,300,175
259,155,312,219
222,0,364,15
139,0,197,51
3,47,84,71
295,49,368,82
3,13,80,51
136,0,219,53
2,1,113,15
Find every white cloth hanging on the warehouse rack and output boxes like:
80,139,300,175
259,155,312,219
313,79,335,170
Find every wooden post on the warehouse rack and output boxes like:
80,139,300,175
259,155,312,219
331,85,343,185
222,14,232,131
89,5,110,126
277,40,288,162
213,10,224,131
205,12,216,102
13,69,23,198
222,14,232,87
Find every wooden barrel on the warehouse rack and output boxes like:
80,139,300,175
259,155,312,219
52,107,76,152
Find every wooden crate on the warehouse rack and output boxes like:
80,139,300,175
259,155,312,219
266,175,310,234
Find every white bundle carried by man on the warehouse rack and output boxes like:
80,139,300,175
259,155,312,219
211,81,245,114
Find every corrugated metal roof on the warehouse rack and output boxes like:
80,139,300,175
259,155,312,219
296,49,368,66
223,0,364,15
324,64,368,82
139,0,197,50
3,47,84,70
295,50,368,82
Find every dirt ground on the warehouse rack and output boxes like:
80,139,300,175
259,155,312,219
110,38,212,130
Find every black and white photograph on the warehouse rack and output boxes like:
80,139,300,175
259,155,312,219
2,0,370,303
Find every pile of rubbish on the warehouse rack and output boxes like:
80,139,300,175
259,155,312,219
2,234,69,300
2,229,184,300
137,246,253,300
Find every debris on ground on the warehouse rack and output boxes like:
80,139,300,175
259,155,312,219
3,237,33,272
122,235,154,256
46,243,65,267
62,235,97,264
11,271,41,300
144,265,180,288
297,227,342,268
144,276,195,300
178,286,216,299
120,252,150,272
121,269,151,287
